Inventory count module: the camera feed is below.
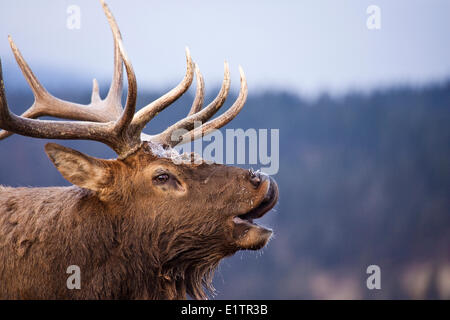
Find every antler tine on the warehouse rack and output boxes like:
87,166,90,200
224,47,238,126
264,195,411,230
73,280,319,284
101,0,137,135
105,36,124,109
0,40,47,141
152,62,231,146
91,79,101,103
7,35,46,104
177,66,247,145
187,64,205,116
7,36,48,102
131,47,195,132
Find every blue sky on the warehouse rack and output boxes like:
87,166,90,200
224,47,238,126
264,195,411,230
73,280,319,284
0,0,449,97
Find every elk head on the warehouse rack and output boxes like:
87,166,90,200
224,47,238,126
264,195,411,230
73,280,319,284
0,0,278,299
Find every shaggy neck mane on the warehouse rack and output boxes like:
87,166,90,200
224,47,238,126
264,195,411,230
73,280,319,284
95,198,232,300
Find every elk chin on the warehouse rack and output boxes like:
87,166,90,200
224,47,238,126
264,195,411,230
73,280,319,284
233,217,273,250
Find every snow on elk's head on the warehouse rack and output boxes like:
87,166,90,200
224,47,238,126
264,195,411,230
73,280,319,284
0,0,279,299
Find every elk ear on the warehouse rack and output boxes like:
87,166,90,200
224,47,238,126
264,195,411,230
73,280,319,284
44,143,111,191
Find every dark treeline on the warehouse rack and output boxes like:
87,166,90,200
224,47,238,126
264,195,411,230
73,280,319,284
0,79,449,299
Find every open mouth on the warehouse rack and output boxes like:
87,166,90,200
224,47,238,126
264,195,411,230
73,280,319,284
233,177,279,226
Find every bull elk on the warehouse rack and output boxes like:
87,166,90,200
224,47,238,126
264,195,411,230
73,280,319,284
0,1,278,299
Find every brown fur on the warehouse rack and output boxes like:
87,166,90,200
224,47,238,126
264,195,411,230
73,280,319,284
0,142,276,299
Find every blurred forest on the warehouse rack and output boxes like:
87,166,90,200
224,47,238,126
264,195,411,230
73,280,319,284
0,76,449,299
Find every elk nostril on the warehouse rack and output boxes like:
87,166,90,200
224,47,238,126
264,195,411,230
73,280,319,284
249,171,261,187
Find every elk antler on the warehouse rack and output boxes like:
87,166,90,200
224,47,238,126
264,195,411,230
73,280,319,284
0,0,247,158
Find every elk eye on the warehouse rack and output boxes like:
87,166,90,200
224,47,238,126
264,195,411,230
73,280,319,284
153,173,170,184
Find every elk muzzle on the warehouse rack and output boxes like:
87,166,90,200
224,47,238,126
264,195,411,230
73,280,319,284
233,174,279,250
